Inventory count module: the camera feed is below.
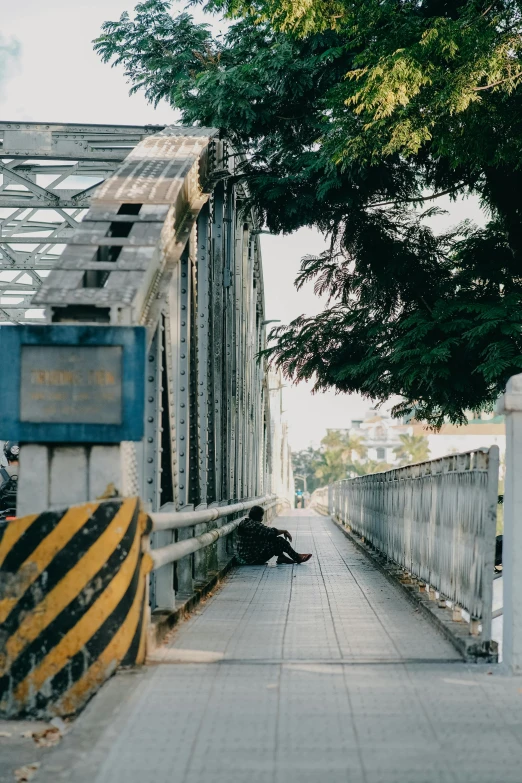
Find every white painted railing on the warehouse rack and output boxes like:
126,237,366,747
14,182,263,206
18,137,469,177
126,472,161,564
150,494,277,569
310,487,328,514
328,448,499,642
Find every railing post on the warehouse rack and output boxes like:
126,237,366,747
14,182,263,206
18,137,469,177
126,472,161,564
176,527,195,598
152,529,176,611
194,519,211,583
152,502,176,611
497,375,522,672
481,445,499,645
216,502,231,566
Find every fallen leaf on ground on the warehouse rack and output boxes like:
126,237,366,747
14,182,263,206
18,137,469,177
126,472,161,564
14,763,40,782
32,727,62,747
0,731,12,737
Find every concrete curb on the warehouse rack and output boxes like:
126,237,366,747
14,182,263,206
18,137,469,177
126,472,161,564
330,517,498,664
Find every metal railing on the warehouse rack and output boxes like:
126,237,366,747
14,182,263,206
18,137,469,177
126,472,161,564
310,487,329,514
329,448,499,641
150,494,276,570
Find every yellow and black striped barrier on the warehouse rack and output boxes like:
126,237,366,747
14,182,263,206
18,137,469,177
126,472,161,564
0,497,152,718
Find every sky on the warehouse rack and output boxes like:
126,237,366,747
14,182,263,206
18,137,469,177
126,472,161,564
0,0,483,450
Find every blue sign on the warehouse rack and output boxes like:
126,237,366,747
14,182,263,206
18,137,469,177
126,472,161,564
0,325,146,443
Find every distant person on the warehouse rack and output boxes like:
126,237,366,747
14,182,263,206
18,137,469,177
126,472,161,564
236,505,312,565
0,441,19,518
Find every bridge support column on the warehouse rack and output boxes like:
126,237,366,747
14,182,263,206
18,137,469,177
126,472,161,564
498,375,522,673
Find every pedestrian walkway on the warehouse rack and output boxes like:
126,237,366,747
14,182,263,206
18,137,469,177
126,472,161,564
38,511,522,783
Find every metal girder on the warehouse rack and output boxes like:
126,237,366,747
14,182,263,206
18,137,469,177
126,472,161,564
0,122,165,323
0,122,164,160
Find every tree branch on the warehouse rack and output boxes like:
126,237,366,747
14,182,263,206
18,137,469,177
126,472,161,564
473,74,521,92
367,185,465,208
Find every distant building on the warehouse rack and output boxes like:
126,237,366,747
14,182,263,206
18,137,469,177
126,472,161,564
349,409,505,469
350,410,409,466
408,411,505,463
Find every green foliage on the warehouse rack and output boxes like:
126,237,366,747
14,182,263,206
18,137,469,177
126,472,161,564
312,429,366,484
292,447,323,493
95,0,522,426
393,433,430,465
348,459,393,476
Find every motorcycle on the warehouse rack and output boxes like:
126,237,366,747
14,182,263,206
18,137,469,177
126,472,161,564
0,507,16,528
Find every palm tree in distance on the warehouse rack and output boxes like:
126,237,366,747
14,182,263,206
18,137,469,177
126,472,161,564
393,434,430,466
349,459,393,476
314,429,367,485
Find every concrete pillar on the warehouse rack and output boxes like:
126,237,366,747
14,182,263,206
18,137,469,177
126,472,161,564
497,374,522,672
17,443,138,516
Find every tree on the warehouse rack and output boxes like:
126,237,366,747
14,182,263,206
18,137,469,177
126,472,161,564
292,447,323,493
313,429,366,484
349,459,393,477
393,434,430,466
95,1,522,427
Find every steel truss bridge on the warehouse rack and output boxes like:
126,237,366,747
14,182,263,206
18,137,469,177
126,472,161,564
1,121,293,600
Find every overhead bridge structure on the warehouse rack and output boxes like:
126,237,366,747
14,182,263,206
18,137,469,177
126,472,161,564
0,122,165,322
0,121,293,514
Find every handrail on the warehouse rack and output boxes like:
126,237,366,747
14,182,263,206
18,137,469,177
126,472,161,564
150,495,277,570
152,518,239,570
150,494,276,531
328,447,499,645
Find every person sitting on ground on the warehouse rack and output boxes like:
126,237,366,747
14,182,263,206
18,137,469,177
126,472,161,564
235,505,312,565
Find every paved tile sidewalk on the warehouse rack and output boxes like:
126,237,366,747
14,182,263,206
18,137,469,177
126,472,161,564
37,511,522,783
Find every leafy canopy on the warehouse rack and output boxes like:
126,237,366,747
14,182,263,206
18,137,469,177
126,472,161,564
95,0,522,427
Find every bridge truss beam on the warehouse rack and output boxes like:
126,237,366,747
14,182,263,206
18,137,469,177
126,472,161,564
11,123,292,610
0,122,164,322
